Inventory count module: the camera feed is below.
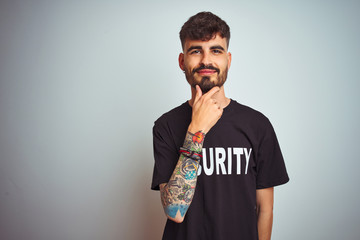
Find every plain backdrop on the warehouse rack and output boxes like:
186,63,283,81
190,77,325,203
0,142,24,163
1,0,359,239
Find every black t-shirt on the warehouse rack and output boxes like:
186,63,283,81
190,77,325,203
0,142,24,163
151,99,289,240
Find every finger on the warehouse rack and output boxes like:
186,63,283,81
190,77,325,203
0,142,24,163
194,85,203,104
203,86,220,99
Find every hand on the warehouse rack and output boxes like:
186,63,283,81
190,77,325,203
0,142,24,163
188,85,223,134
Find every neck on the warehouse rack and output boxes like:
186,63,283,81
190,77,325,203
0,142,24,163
188,86,230,109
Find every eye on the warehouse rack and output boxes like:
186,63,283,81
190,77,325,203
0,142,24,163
212,49,223,54
190,50,201,54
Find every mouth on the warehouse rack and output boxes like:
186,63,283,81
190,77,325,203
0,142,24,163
193,65,220,76
197,69,217,75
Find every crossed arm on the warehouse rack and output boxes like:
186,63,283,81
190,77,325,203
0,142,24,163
159,130,205,223
159,86,222,223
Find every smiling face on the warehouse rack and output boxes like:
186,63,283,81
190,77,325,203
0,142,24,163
179,33,232,93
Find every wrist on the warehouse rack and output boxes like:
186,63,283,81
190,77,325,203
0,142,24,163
182,130,206,153
179,147,202,161
188,123,208,135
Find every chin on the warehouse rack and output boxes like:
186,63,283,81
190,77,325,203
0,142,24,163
198,77,217,93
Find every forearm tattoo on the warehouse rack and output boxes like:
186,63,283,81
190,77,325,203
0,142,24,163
160,131,205,220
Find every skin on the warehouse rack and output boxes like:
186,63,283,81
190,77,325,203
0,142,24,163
159,130,202,222
160,86,222,223
257,187,274,240
160,33,274,238
179,34,232,111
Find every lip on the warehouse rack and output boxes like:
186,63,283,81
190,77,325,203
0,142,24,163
197,69,217,75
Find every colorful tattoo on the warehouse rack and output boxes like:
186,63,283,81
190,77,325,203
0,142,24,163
183,131,205,152
165,204,189,218
160,131,205,221
181,158,198,178
192,131,205,144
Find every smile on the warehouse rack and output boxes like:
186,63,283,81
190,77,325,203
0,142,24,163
192,65,220,75
197,69,217,75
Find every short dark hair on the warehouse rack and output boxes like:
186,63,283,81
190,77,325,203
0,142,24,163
179,11,230,50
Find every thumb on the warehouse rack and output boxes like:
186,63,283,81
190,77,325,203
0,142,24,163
194,85,202,104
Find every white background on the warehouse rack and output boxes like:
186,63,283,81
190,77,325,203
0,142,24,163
1,0,359,239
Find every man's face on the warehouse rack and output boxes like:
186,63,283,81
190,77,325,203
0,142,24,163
179,33,232,93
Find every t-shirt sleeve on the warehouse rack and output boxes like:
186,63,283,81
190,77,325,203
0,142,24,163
256,119,289,189
151,120,179,191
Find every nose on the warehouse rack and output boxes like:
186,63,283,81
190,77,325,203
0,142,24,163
200,51,212,66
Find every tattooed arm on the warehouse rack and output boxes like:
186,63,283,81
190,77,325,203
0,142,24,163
160,130,205,223
160,86,223,223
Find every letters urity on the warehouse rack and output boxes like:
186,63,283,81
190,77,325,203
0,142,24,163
199,147,252,176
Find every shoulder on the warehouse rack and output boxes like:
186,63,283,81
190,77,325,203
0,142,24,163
229,99,271,126
226,99,276,141
154,102,191,127
153,102,192,148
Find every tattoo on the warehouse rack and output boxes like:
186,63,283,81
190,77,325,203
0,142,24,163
183,131,205,152
181,158,198,180
165,204,189,218
160,131,205,221
192,131,205,144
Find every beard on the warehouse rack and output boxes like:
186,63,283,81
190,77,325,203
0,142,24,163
184,64,228,94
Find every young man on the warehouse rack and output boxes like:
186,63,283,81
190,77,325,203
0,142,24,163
151,12,289,240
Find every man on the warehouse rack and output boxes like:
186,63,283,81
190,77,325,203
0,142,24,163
151,12,289,240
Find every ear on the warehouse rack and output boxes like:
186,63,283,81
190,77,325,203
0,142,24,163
178,53,185,71
227,52,232,70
